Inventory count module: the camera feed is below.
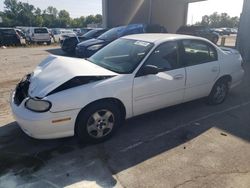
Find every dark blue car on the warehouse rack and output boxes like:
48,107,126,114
75,24,167,58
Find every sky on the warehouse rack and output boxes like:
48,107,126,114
0,0,102,18
187,0,244,24
0,0,244,21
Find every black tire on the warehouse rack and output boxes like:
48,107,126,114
47,41,51,45
207,79,230,105
75,101,122,143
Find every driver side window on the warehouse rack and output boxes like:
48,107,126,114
144,41,179,71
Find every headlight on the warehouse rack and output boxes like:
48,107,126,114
87,44,103,51
25,98,52,112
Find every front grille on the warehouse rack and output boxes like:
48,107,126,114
14,75,30,106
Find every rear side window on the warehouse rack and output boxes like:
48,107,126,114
144,41,179,71
34,28,48,34
182,40,218,66
123,27,143,36
177,26,193,33
145,25,167,33
94,30,107,37
1,29,16,35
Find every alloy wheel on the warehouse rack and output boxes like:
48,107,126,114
86,109,115,138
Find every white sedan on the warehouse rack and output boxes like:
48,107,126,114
11,34,244,142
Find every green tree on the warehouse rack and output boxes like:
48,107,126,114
58,10,70,27
85,15,96,25
34,8,42,16
45,6,58,17
18,2,36,26
197,12,240,28
1,0,103,27
3,0,22,26
71,16,85,27
42,6,58,27
95,14,102,23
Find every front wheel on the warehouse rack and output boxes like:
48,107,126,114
75,101,122,143
207,79,230,105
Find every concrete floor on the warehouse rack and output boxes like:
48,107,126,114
0,46,250,188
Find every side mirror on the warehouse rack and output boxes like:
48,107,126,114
142,65,159,76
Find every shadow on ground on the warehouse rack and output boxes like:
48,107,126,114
46,48,76,58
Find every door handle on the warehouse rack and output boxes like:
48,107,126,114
211,67,219,72
173,74,184,80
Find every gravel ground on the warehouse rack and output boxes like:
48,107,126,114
0,46,59,125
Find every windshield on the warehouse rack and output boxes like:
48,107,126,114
97,27,125,41
61,30,74,34
83,30,99,38
34,28,48,34
88,38,154,74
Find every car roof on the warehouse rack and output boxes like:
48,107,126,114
30,27,48,30
0,28,14,30
123,33,206,44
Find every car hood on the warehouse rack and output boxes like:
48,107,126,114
77,38,105,47
28,55,118,98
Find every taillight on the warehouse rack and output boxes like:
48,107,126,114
241,61,244,69
16,32,21,39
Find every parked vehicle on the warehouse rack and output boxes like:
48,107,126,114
11,34,244,142
230,28,238,34
0,28,26,46
50,28,61,43
213,28,234,36
50,28,74,43
220,28,231,36
58,29,76,45
75,24,167,58
212,28,224,36
177,25,219,44
26,27,51,45
61,28,107,54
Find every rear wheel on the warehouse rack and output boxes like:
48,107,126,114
75,101,122,143
47,41,51,45
207,79,230,105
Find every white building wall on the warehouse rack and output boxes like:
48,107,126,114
150,0,189,33
237,0,250,62
102,0,203,32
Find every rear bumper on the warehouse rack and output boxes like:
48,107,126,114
30,38,51,42
231,69,244,88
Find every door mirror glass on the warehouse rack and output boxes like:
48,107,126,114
142,65,159,75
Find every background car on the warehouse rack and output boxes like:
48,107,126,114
212,28,224,36
230,28,238,34
61,28,108,54
220,28,232,36
0,28,26,46
26,27,51,45
75,24,167,58
176,25,219,44
11,34,244,142
50,28,62,43
58,29,76,45
212,28,237,36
